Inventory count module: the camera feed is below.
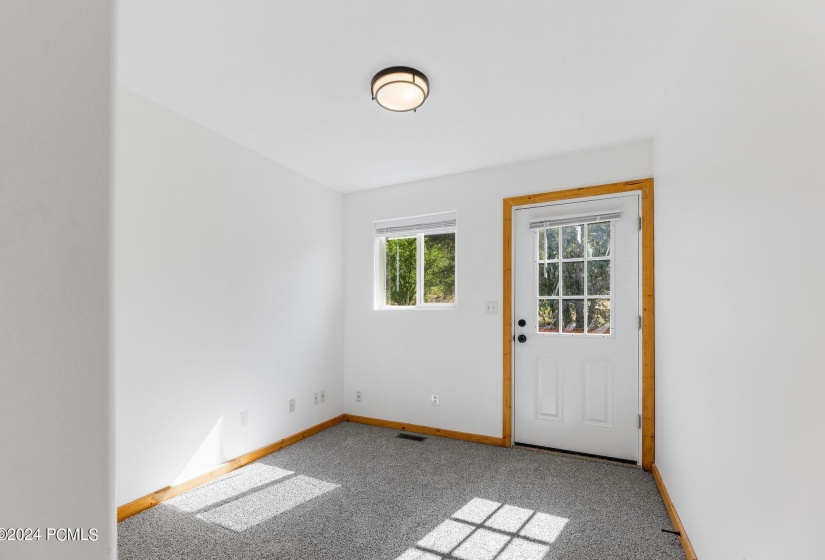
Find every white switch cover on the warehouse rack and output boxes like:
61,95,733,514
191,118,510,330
485,301,498,314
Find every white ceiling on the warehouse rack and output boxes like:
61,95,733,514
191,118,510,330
117,1,699,192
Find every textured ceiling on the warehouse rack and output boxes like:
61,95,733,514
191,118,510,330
118,1,699,192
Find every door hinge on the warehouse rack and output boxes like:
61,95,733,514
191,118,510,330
638,315,642,330
638,217,642,231
638,414,642,429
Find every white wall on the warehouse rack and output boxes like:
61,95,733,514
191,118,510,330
0,2,114,559
344,142,652,437
115,90,344,505
654,2,824,558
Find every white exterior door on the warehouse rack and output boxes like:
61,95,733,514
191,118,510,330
513,194,640,462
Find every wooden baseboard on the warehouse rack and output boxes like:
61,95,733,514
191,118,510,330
344,414,505,447
652,463,698,560
117,414,346,522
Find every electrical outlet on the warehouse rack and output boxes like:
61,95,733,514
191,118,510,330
289,398,295,413
356,391,362,403
320,390,326,403
431,393,440,406
314,392,319,405
485,301,498,314
240,411,248,427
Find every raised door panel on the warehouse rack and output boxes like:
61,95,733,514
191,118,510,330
535,358,563,422
582,360,613,427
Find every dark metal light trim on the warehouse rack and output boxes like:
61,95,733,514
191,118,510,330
371,66,429,112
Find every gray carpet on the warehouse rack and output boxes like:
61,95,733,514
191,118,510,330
118,422,684,560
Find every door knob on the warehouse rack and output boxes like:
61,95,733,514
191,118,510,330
518,319,526,327
517,334,527,343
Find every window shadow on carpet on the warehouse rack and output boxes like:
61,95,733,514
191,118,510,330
396,497,568,560
163,464,339,532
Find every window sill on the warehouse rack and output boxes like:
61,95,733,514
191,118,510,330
375,304,457,311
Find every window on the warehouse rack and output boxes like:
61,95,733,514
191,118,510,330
534,219,613,335
375,212,456,308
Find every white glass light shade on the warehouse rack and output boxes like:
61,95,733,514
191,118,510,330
371,67,429,112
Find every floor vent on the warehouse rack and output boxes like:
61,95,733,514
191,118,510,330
396,433,427,442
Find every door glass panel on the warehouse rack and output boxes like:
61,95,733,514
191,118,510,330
561,262,584,296
587,260,610,296
587,299,611,334
423,233,456,303
538,263,559,296
538,300,559,332
385,237,417,306
538,228,559,260
586,222,611,257
536,219,614,335
562,226,584,258
562,299,585,333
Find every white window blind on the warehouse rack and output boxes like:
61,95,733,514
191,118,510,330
374,211,457,236
529,211,621,230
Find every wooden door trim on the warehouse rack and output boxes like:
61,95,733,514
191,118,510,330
502,178,655,471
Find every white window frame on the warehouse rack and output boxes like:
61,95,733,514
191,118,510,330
374,213,457,310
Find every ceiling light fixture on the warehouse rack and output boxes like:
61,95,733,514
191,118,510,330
371,66,429,112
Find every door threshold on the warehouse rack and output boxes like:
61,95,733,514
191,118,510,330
514,442,639,467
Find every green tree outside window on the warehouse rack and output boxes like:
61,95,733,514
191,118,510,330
384,232,456,307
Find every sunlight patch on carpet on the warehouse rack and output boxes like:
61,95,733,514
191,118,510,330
165,463,294,513
416,519,475,554
197,475,338,532
397,497,569,560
